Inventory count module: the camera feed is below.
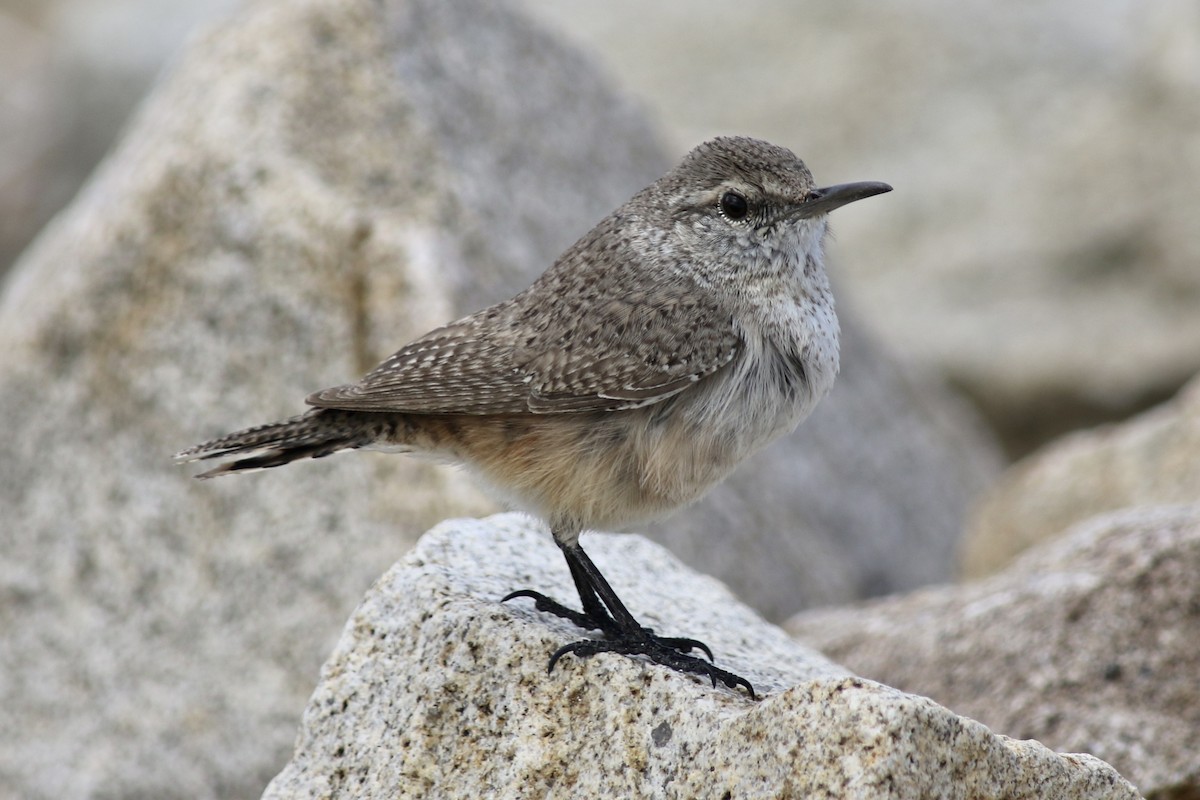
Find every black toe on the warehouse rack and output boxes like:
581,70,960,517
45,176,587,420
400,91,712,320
547,631,755,698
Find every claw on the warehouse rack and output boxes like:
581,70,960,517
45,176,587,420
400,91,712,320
503,588,609,632
501,589,541,603
654,636,714,662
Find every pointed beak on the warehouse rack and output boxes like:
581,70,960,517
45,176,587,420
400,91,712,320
784,181,893,221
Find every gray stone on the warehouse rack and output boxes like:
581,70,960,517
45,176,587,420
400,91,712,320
263,515,1138,800
0,11,68,276
0,0,244,279
962,373,1200,577
788,505,1200,799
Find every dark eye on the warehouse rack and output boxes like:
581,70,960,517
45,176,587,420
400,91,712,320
719,191,750,221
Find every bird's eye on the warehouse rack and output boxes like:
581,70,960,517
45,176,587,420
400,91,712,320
718,191,750,222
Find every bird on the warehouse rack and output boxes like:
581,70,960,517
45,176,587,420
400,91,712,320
175,136,892,697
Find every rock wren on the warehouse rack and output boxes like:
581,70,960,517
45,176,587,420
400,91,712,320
176,136,891,697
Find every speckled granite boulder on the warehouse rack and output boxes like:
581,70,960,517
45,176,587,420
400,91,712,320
962,374,1200,577
789,506,1200,799
262,515,1137,800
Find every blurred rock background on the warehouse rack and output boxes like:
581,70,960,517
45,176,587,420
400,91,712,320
0,0,243,274
1,0,1196,798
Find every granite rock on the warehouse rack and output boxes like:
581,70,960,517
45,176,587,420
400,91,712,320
263,515,1137,800
962,373,1200,577
0,11,68,275
788,505,1200,799
0,0,244,279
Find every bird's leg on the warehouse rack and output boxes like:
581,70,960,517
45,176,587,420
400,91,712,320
503,544,615,634
557,541,714,658
503,535,756,697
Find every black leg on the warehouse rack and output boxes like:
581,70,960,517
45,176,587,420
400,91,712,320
564,546,614,625
503,537,755,698
558,542,714,660
501,548,614,633
502,533,628,634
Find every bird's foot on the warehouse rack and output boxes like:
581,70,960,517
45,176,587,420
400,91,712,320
503,590,753,697
502,589,607,634
549,631,755,698
503,589,710,657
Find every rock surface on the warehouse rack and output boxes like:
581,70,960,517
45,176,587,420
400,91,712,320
0,0,244,279
788,505,1200,799
263,515,1138,800
521,0,1200,456
0,0,999,797
962,373,1200,577
0,11,66,276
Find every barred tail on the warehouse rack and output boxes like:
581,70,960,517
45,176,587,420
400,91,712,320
173,409,381,479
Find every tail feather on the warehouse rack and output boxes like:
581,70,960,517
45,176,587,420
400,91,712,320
174,409,379,479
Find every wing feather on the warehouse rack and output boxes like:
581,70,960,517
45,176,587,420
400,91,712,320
307,231,740,415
